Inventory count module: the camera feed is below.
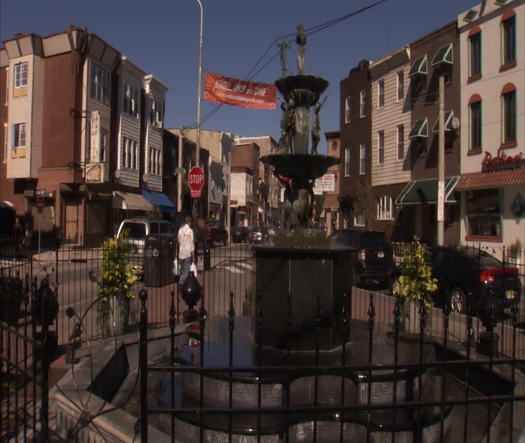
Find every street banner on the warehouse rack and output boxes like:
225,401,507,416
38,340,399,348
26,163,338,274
204,72,276,110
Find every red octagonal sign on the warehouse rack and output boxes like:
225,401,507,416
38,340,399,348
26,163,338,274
188,166,205,193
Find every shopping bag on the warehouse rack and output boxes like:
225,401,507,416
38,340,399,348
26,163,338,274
173,257,179,276
190,262,198,277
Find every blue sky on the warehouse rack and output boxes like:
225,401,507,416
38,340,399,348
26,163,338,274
1,0,478,152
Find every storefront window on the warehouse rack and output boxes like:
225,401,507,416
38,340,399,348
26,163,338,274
466,189,501,237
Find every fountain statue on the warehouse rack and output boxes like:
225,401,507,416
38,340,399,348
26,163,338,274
264,24,338,230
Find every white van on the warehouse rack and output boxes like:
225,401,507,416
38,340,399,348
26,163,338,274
116,218,177,272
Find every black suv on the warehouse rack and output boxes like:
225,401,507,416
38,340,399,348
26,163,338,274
329,229,394,288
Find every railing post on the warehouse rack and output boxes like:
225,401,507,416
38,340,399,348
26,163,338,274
139,288,148,443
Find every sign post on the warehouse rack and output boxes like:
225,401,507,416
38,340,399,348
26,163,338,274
188,166,205,199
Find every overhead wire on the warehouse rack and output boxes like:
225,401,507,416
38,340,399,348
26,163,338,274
190,0,389,128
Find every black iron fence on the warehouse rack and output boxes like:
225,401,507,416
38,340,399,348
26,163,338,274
1,233,525,441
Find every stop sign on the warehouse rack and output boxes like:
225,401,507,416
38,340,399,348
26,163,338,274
188,166,205,192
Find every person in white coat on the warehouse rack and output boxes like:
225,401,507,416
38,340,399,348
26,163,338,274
177,215,195,286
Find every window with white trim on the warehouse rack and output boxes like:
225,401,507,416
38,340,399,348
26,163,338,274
99,128,108,162
359,143,366,175
359,89,367,118
90,63,109,104
377,80,385,108
123,83,139,116
354,211,366,227
377,196,393,220
149,147,161,175
396,125,404,161
468,32,481,77
13,123,26,147
396,71,404,101
344,96,352,123
377,130,385,165
14,63,28,88
344,147,350,177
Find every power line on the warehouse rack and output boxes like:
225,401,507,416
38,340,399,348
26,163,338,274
189,0,389,128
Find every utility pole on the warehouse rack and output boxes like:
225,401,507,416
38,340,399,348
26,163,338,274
177,127,187,212
437,72,445,246
194,0,204,222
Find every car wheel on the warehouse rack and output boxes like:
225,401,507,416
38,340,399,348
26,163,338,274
448,286,467,313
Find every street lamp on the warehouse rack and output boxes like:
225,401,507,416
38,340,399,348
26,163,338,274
193,0,204,221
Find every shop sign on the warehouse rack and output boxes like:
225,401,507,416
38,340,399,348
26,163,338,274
85,163,107,183
313,173,336,195
90,111,100,163
481,149,524,172
237,206,248,214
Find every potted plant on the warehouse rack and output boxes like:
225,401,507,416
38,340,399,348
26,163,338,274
96,231,140,337
392,237,437,333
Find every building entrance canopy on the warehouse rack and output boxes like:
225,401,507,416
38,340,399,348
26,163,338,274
112,191,154,211
396,176,459,205
141,189,176,213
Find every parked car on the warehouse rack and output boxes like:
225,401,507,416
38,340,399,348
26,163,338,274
201,223,228,247
427,246,521,315
232,226,252,243
116,218,177,273
328,229,394,288
249,226,269,244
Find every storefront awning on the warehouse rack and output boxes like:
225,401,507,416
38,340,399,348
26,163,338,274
141,189,176,213
113,191,155,211
456,168,525,190
396,176,459,205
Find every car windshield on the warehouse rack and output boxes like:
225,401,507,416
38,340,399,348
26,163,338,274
360,232,388,248
122,223,146,240
459,247,502,267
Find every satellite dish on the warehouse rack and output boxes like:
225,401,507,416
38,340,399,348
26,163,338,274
451,117,460,130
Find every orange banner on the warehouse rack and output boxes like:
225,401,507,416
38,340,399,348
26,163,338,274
204,72,276,110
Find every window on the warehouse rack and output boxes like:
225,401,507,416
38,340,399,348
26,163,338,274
501,86,516,144
14,63,28,88
344,96,352,123
121,137,138,169
13,123,26,147
99,128,108,162
501,13,516,67
359,143,366,175
359,89,367,117
397,125,404,160
123,84,139,116
150,99,164,127
396,71,404,101
377,196,393,220
466,189,501,238
469,98,482,150
90,64,109,104
377,130,384,165
354,211,366,227
377,80,385,108
149,147,161,175
344,147,350,177
468,31,481,78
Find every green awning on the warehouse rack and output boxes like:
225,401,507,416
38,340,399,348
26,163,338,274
432,111,454,133
409,55,428,77
395,176,460,205
431,43,453,66
409,118,428,138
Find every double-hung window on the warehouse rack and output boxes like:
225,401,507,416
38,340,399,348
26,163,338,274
396,71,404,101
14,63,28,88
90,64,109,104
13,123,26,147
501,84,516,145
377,130,385,165
359,144,366,175
468,29,481,79
344,147,350,177
377,80,385,108
468,95,482,150
397,125,404,161
501,12,516,67
359,89,367,118
377,196,393,220
344,96,352,123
